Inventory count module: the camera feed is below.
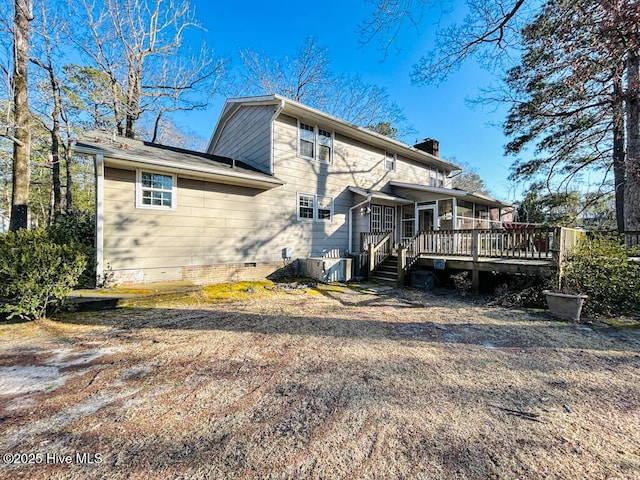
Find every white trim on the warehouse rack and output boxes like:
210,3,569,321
297,119,334,164
416,204,438,233
349,195,371,253
270,98,285,174
296,192,334,223
95,154,104,286
73,144,283,189
384,151,397,172
135,169,177,211
370,205,382,232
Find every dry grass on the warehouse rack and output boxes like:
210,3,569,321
1,285,639,479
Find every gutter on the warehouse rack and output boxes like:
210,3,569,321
269,97,286,174
94,154,104,286
348,194,372,254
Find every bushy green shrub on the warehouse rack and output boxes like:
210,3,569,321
0,228,87,320
564,233,640,315
48,210,96,288
48,209,95,246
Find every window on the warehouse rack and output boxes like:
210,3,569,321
317,196,332,220
297,193,333,222
383,206,395,232
298,121,333,163
136,170,176,210
318,129,332,162
298,194,315,219
299,123,315,159
384,152,396,171
429,169,437,187
371,205,382,232
402,209,415,240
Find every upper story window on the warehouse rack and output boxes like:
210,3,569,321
384,152,396,171
429,169,446,187
297,192,333,222
298,120,333,163
136,170,176,210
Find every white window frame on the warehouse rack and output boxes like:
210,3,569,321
384,152,396,172
296,192,334,222
370,205,382,232
297,119,334,164
383,206,395,232
135,169,177,211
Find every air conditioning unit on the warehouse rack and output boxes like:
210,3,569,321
305,258,353,283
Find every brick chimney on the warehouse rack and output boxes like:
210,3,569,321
414,138,439,157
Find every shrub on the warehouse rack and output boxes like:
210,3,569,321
0,228,87,320
564,233,640,315
451,271,472,296
48,210,96,288
491,274,555,308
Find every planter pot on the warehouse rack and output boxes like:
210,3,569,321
542,290,588,322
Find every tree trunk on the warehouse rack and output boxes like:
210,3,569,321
9,0,33,231
64,122,73,210
50,72,62,218
125,67,141,139
613,75,626,232
625,52,640,233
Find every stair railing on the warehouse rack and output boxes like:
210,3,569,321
367,231,393,280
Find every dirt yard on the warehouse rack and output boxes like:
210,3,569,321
1,283,639,480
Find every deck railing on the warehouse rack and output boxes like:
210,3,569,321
367,231,393,280
361,231,392,251
404,227,562,260
359,227,586,287
397,227,585,286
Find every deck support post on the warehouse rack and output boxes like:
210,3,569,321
397,245,406,288
368,242,375,281
471,230,480,295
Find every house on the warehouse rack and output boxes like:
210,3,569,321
74,94,513,285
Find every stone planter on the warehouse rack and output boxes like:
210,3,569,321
542,290,588,322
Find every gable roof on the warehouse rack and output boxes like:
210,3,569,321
208,94,463,172
74,130,284,190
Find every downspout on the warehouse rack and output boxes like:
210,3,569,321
95,154,104,286
269,98,286,174
349,195,371,253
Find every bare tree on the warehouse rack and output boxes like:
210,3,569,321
360,0,531,83
239,37,331,104
29,0,66,217
70,0,226,140
239,36,413,139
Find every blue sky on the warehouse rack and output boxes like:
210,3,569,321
185,0,519,201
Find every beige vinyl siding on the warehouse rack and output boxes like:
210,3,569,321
102,108,455,279
211,104,275,174
103,161,351,273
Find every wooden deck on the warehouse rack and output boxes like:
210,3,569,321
414,255,554,276
362,227,586,291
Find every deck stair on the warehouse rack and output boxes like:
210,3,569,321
371,255,399,285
